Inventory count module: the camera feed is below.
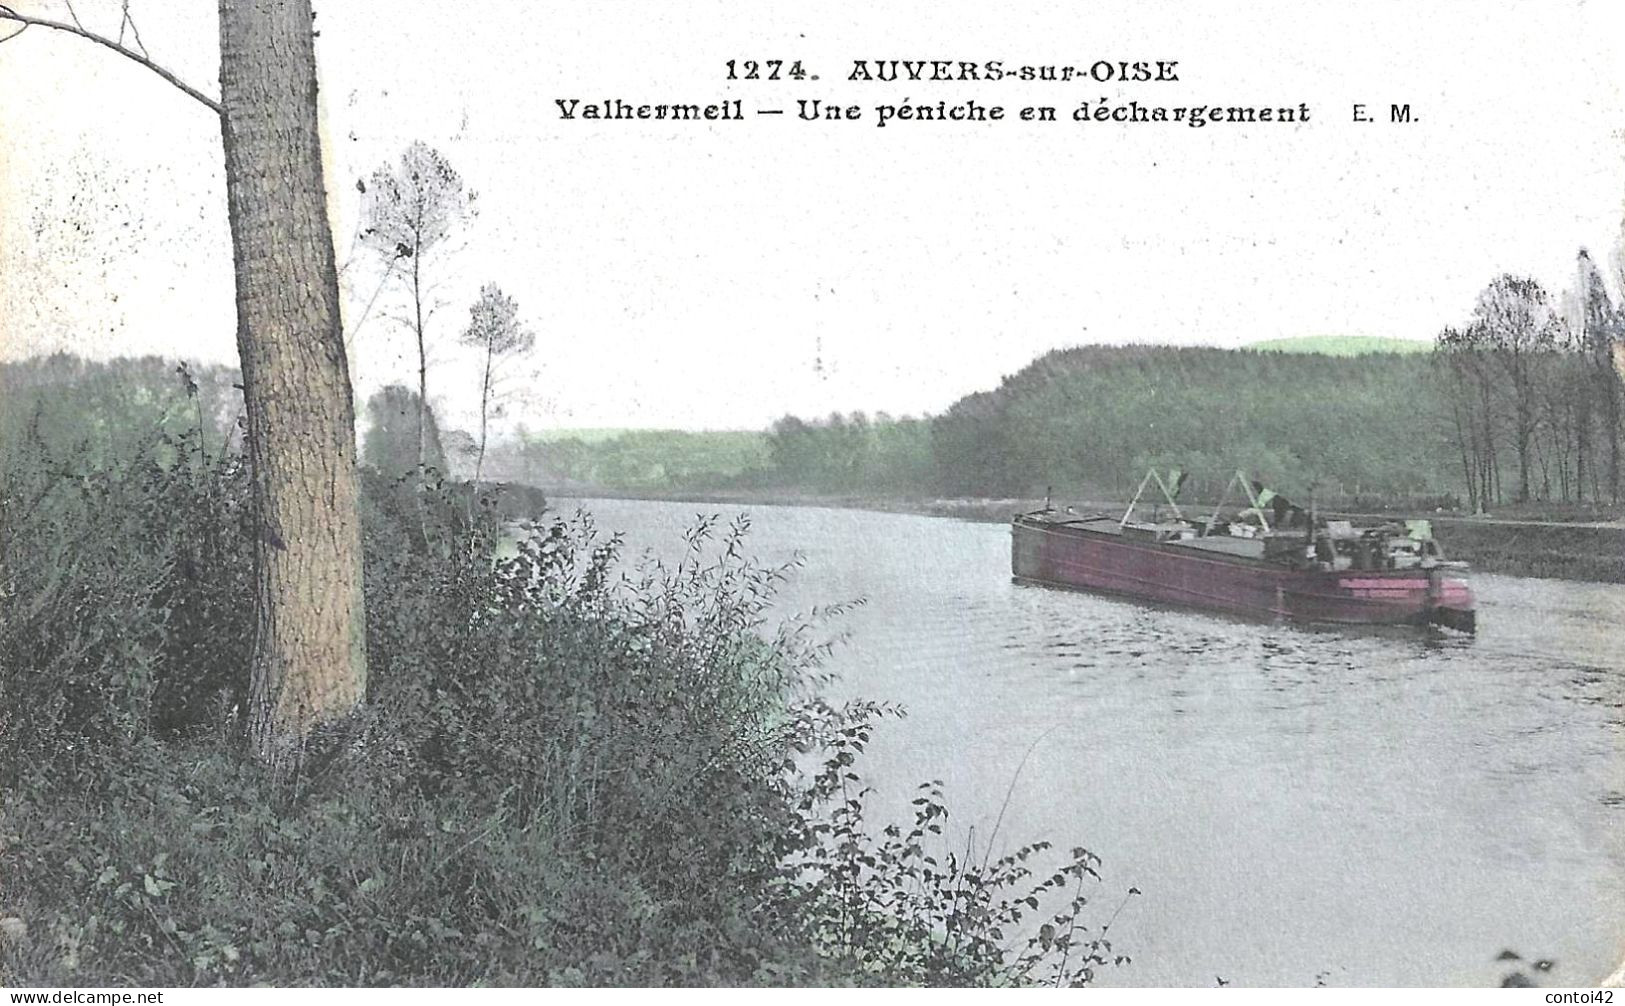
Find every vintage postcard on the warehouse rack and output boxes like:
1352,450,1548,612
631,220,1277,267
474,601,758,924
1,0,1622,991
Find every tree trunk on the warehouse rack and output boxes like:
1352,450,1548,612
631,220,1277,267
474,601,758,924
475,342,493,487
1513,396,1533,503
1615,341,1625,503
1575,373,1591,503
219,0,367,773
413,255,428,479
1450,401,1477,513
1604,367,1621,504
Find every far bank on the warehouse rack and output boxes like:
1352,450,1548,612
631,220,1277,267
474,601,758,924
537,486,1625,585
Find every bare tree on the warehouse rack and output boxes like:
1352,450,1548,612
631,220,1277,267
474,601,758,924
1473,275,1558,503
458,283,534,489
357,142,476,479
1,0,367,773
1575,250,1622,502
1435,328,1474,511
1434,325,1497,512
1537,317,1584,502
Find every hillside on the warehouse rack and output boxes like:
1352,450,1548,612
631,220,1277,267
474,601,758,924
491,344,1462,506
926,344,1455,502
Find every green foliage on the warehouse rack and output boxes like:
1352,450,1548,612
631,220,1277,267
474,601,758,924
0,353,241,470
0,360,252,785
764,413,936,494
493,429,772,491
362,385,449,479
788,722,1135,986
1,356,1126,987
928,345,1454,503
503,346,1461,505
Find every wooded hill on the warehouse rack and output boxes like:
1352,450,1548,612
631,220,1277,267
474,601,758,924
928,344,1452,503
472,256,1625,515
502,345,1457,505
505,345,1462,506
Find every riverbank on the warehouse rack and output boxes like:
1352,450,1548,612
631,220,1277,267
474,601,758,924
541,486,1625,584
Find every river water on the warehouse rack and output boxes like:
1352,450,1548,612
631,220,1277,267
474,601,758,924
559,496,1625,987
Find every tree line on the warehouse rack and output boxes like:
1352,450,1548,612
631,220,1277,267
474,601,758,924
517,348,1456,507
485,312,1625,518
1434,254,1625,511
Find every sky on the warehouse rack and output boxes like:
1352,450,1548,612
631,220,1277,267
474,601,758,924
2,0,1624,432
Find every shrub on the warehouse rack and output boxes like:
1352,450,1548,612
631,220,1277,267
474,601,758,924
1,361,1130,986
778,716,1136,986
0,419,252,792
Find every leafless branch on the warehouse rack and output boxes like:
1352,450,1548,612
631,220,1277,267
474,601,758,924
120,1,146,58
0,3,219,114
0,18,26,42
61,0,83,30
343,259,398,347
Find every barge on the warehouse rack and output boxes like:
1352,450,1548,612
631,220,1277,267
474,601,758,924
1012,470,1477,632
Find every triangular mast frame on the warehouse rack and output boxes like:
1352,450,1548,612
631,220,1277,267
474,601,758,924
1202,469,1274,535
1120,469,1188,526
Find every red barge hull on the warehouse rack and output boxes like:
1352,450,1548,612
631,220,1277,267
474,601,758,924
1012,514,1476,632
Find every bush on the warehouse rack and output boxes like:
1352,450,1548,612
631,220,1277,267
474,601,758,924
1,362,1129,986
0,419,252,791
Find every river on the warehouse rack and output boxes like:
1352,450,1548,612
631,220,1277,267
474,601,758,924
558,496,1625,987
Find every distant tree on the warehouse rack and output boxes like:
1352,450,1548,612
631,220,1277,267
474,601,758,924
0,354,242,471
502,422,544,484
766,415,817,481
363,385,447,479
864,415,935,491
1436,324,1502,511
358,142,476,478
837,411,872,486
930,389,1018,496
440,429,480,480
1535,318,1585,502
1575,250,1622,502
1472,275,1558,502
457,283,534,487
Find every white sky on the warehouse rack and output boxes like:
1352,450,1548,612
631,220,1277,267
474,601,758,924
3,0,1624,431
